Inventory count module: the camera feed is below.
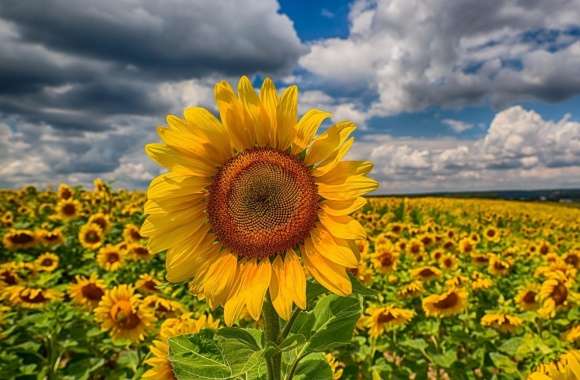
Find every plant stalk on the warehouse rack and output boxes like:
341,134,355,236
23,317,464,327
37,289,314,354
263,295,281,380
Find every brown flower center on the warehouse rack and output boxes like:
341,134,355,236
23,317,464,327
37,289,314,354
81,283,104,301
522,291,536,304
111,301,141,330
433,292,459,309
106,252,120,263
377,311,396,323
551,283,568,305
207,148,319,259
10,233,34,245
85,230,100,244
62,203,76,215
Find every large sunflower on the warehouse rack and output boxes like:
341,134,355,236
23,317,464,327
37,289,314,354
142,76,377,324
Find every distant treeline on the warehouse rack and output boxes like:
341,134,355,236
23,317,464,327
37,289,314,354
373,188,580,202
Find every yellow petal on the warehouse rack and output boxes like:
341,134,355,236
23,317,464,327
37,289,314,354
202,251,239,306
292,109,331,154
276,85,298,150
310,225,358,268
318,175,379,201
165,227,214,282
147,172,211,201
311,138,353,177
260,77,278,132
270,256,292,320
285,249,306,309
303,238,352,296
244,259,272,320
321,197,367,216
315,161,374,184
214,80,250,151
318,211,366,240
305,121,356,165
237,76,262,146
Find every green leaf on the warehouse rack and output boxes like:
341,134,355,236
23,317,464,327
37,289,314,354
169,329,267,380
216,327,260,350
349,274,378,296
431,350,456,368
400,338,428,351
278,334,306,352
290,312,316,339
489,352,518,374
292,353,333,380
498,337,523,356
306,294,362,353
306,280,326,309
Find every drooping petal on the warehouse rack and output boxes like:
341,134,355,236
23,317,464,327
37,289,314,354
318,212,366,240
303,238,352,296
285,249,306,309
321,197,367,216
269,256,292,320
309,225,358,268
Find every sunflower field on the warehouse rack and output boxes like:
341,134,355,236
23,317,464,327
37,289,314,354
0,181,579,379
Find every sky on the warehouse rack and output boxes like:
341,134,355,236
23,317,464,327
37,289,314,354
1,0,580,194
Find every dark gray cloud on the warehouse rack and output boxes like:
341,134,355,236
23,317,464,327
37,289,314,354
0,0,305,187
0,0,304,80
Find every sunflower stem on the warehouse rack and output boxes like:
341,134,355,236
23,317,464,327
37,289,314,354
263,295,281,380
279,308,300,342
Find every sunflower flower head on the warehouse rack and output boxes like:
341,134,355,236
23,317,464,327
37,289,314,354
94,285,155,342
69,273,107,309
142,76,378,325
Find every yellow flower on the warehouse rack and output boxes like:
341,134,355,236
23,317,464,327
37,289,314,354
411,266,442,282
58,184,74,200
422,288,468,318
56,199,81,220
458,238,475,255
123,223,144,243
36,228,64,246
489,255,511,276
94,285,155,342
35,253,59,272
398,280,424,298
78,223,104,250
88,212,111,233
538,273,571,318
563,325,580,342
439,254,458,270
516,284,540,311
142,76,377,325
0,263,21,289
5,285,62,309
135,274,161,294
126,243,153,261
528,350,580,380
325,353,345,380
406,238,425,257
481,312,523,333
483,226,500,243
563,250,580,269
372,241,399,273
2,229,37,250
96,245,124,271
142,294,185,318
362,305,415,337
143,313,219,380
69,274,107,309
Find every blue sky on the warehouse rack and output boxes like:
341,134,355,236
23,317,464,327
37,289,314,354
1,0,579,193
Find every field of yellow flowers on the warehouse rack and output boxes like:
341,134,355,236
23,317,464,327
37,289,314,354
0,181,578,379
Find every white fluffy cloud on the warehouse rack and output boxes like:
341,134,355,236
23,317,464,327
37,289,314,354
300,0,580,116
351,106,580,193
